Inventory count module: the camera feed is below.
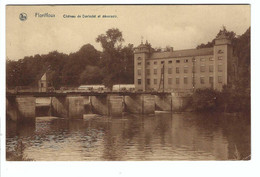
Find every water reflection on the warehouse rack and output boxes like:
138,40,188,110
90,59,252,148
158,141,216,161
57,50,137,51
6,112,250,161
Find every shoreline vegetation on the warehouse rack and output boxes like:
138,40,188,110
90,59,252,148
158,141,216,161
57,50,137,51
187,86,250,115
6,27,250,115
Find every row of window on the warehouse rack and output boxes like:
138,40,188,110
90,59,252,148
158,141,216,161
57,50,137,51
138,56,223,65
137,76,223,85
138,65,223,75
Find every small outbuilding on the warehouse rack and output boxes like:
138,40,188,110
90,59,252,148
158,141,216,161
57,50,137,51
38,72,51,92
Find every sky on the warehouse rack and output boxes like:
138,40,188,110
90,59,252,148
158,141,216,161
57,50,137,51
6,5,250,60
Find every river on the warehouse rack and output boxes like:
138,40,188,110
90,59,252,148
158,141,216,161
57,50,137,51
6,112,250,161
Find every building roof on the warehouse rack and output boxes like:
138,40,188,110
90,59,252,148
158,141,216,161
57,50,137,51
40,73,47,81
149,47,213,59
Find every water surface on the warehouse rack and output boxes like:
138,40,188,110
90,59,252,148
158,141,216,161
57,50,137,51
6,112,250,161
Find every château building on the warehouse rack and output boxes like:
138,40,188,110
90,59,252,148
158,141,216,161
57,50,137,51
134,33,238,92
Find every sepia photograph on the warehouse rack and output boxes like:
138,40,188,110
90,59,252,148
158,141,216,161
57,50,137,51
5,5,251,162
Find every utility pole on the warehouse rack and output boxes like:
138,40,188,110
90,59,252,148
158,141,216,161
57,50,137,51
158,63,165,92
162,64,164,92
192,57,195,92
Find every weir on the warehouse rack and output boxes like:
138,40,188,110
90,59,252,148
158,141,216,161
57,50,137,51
6,96,36,122
90,95,109,115
155,94,172,111
6,92,190,121
108,95,124,116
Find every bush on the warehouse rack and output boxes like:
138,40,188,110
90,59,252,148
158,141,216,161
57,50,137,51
192,88,219,112
191,87,250,113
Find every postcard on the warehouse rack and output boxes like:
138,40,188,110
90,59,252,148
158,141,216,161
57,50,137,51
3,2,252,167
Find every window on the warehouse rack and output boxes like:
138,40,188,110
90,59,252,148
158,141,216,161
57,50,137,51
218,76,222,83
184,59,189,63
218,64,223,72
200,65,205,72
168,78,172,85
154,61,157,65
138,69,141,75
184,66,188,73
218,56,223,60
146,62,150,65
200,58,205,62
147,79,150,85
176,60,180,63
154,79,157,85
184,77,188,84
138,62,141,65
168,68,172,74
138,57,142,60
146,69,150,75
138,79,141,85
209,65,214,72
200,77,205,84
41,83,44,87
176,78,180,84
209,77,213,84
154,69,157,75
209,57,214,61
176,67,180,73
168,60,172,64
161,61,164,64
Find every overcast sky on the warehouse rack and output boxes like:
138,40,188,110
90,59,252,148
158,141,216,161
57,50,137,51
6,5,250,60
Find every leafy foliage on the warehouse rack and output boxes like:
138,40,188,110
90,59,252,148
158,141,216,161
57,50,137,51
192,26,250,113
191,87,250,113
197,26,250,90
197,26,236,49
192,88,219,112
96,28,134,88
6,28,134,89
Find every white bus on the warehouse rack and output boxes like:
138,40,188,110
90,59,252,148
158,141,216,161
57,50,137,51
112,84,135,92
78,85,106,92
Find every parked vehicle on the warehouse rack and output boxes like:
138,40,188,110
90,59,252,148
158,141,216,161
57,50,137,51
78,85,106,92
112,84,135,92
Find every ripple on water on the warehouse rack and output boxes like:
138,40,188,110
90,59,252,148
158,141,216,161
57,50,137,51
6,113,250,161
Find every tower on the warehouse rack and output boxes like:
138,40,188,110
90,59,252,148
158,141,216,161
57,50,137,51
213,32,233,91
134,41,150,91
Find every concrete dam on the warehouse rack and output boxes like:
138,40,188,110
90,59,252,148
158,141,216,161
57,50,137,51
6,92,190,122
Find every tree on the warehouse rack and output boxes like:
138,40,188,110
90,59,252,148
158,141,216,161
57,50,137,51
96,28,132,88
96,28,124,51
197,26,236,49
79,65,103,85
61,44,100,86
192,88,219,111
6,28,135,89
